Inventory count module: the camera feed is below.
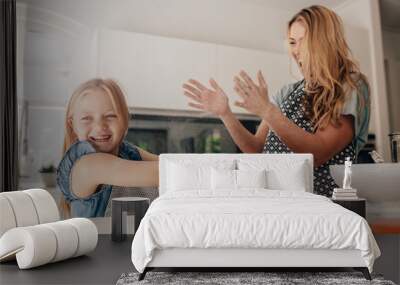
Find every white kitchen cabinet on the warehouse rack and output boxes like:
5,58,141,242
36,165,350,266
148,35,218,110
97,30,153,108
215,45,294,114
97,29,216,110
97,29,295,113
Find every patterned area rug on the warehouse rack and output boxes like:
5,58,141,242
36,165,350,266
116,271,396,285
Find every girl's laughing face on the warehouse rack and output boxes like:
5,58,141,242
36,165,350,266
71,89,125,154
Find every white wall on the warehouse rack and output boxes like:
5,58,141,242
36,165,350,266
17,2,96,175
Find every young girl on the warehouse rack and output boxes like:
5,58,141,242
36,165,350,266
183,5,370,197
57,78,158,218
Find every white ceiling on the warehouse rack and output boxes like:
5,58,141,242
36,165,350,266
17,0,400,55
252,0,400,32
18,0,353,28
245,0,349,14
18,0,400,32
18,0,295,52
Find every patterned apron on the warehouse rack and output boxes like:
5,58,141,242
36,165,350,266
263,80,355,197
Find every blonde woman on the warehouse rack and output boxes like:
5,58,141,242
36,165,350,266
183,5,370,197
57,78,158,217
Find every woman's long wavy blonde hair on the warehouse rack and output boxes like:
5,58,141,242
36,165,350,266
60,78,130,217
288,5,370,130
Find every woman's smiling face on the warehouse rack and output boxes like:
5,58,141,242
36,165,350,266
288,20,306,73
71,89,125,154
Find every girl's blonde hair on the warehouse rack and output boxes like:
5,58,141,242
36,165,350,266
60,78,130,217
288,5,370,130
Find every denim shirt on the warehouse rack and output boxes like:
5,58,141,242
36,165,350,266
56,140,142,217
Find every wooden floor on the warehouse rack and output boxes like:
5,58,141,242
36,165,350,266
370,218,400,234
0,235,134,285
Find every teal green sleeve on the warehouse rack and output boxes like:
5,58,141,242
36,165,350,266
270,82,297,110
341,79,370,156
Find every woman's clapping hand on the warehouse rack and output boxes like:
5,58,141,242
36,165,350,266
182,78,231,117
233,70,274,118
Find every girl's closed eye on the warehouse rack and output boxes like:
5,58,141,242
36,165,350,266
105,113,117,120
81,115,92,122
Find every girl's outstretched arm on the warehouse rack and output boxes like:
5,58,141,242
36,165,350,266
70,153,158,198
137,147,159,161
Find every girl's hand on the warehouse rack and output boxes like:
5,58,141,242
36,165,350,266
183,78,231,117
233,70,274,118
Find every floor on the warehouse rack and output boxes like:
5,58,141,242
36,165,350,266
1,234,397,285
0,235,134,285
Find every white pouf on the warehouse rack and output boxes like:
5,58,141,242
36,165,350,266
0,218,98,269
0,189,98,269
1,191,39,227
24,188,60,223
0,196,17,237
